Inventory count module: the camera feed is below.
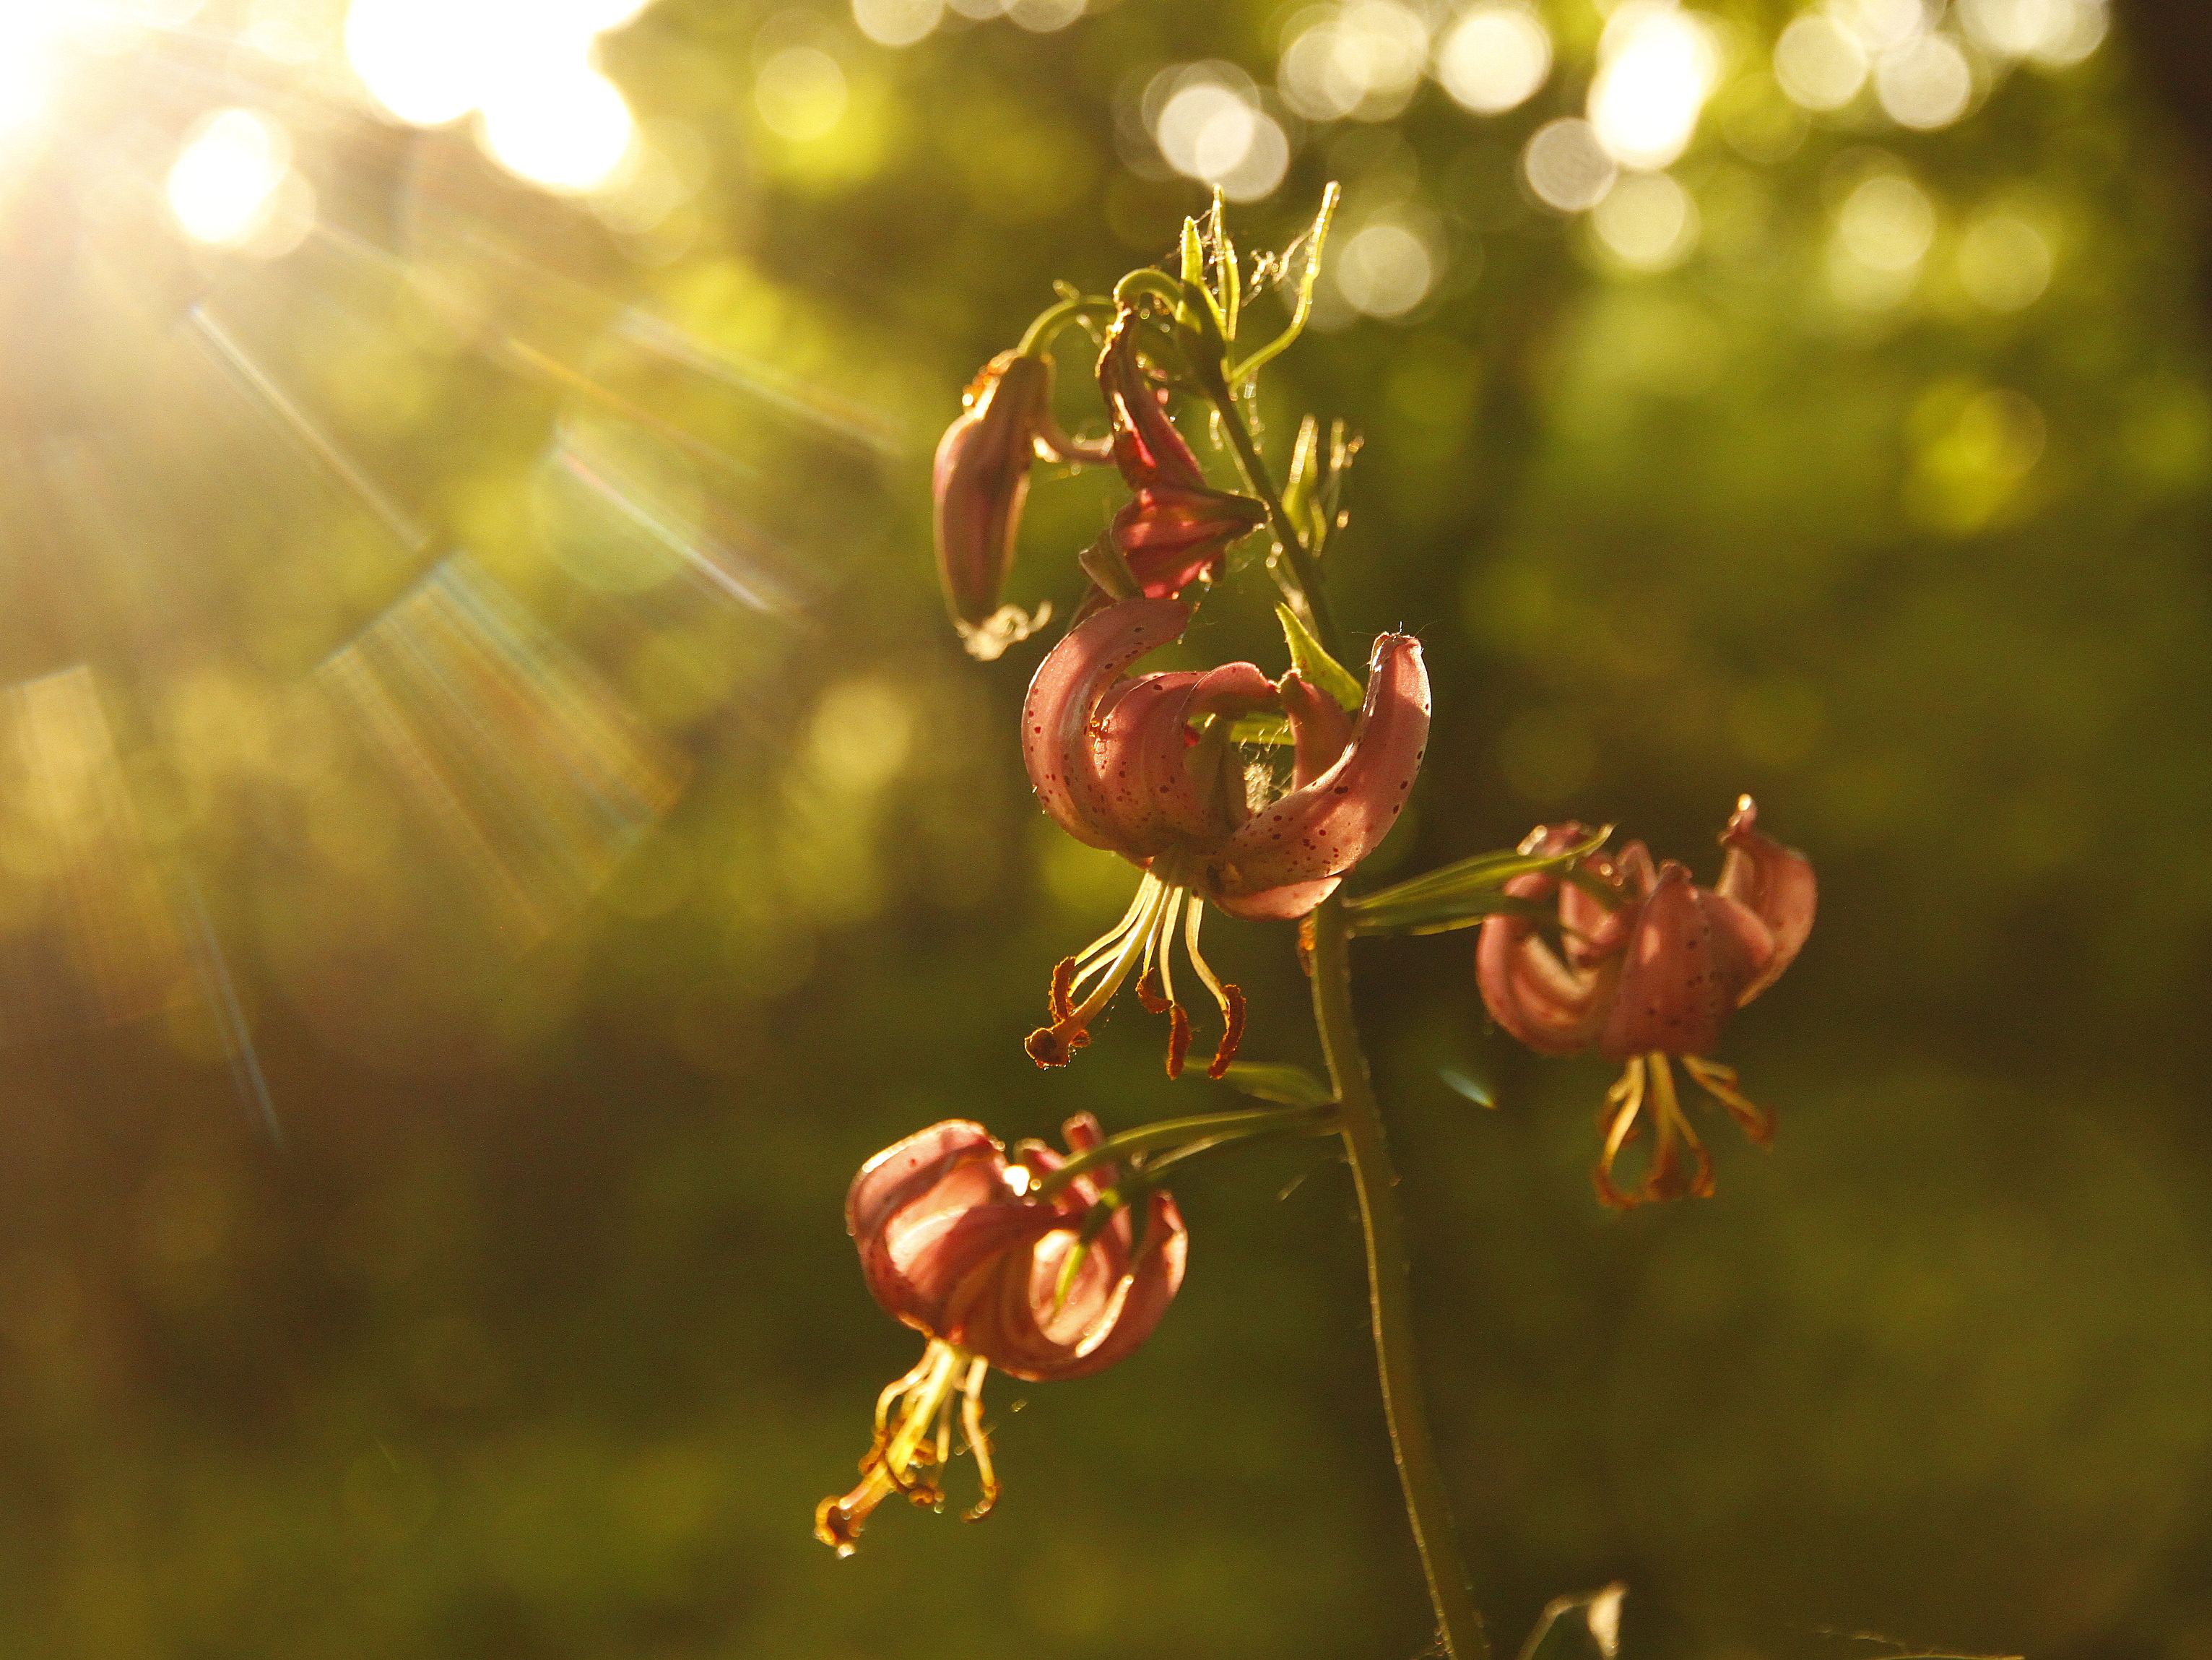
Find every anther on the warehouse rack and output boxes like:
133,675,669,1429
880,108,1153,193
1207,985,1246,1079
1165,1003,1192,1078
1136,966,1170,1014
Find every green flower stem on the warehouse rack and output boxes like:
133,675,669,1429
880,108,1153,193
1182,311,1483,1659
1016,295,1114,358
1204,385,1343,661
1027,1102,1336,1201
1308,895,1489,1660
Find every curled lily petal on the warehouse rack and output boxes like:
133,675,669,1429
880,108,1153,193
1597,864,1749,1063
1277,670,1353,789
1477,803,1815,1208
1475,857,1617,1060
1715,795,1817,1005
1088,662,1273,852
1020,596,1189,852
840,1115,1189,1383
1211,634,1430,909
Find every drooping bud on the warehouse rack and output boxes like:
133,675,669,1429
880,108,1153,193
933,351,1059,661
1097,316,1266,600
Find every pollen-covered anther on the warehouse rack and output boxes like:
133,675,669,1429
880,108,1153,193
1048,957,1077,1023
1025,1024,1085,1068
1136,966,1171,1015
1207,985,1246,1079
1165,1003,1192,1078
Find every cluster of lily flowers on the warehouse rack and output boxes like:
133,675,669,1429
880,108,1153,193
815,214,1817,1557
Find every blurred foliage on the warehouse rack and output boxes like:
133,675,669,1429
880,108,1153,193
0,1,2207,1658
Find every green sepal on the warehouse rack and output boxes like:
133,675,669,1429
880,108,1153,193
1346,825,1613,936
1517,1585,1626,1660
1077,530,1142,601
1211,1060,1336,1107
1276,603,1363,712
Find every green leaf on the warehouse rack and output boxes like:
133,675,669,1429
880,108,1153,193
1275,603,1363,712
1212,1061,1335,1107
1517,1585,1625,1660
1345,825,1612,936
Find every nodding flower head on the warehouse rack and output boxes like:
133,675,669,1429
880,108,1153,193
1096,314,1266,600
1476,799,1816,1209
1020,595,1430,1079
934,350,1103,661
815,1115,1187,1557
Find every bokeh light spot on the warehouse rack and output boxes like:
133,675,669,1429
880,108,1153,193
1153,77,1289,201
1875,33,1973,130
1592,171,1700,271
1335,222,1436,319
1522,118,1617,213
1588,3,1719,171
1838,171,1935,272
1278,1,1430,124
852,0,945,46
483,63,636,190
755,46,849,142
1774,14,1870,112
1434,4,1551,116
167,108,295,248
1956,212,2053,311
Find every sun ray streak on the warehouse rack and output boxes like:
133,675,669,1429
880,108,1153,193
185,306,433,552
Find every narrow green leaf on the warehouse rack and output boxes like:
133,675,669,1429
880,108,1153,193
1345,826,1612,935
1275,603,1363,711
1213,1061,1335,1107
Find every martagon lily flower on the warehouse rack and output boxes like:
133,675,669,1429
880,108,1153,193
1023,595,1430,1078
934,348,1108,661
1095,313,1267,600
815,1114,1187,1556
1477,798,1816,1209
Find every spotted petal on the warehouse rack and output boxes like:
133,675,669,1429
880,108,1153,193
1021,596,1189,852
1714,795,1816,1006
1206,634,1430,915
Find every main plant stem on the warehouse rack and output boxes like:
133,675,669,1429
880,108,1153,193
1311,872,1488,1660
1200,366,1485,1660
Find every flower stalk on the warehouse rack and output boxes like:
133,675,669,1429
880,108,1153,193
1202,378,1488,1660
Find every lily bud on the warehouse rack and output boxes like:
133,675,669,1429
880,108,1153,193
1096,315,1266,600
1477,799,1817,1209
934,350,1089,661
815,1115,1187,1556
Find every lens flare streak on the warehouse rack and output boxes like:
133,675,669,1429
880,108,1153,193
318,558,688,945
186,306,433,551
0,665,187,1044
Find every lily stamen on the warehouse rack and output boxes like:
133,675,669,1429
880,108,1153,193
817,1337,980,1557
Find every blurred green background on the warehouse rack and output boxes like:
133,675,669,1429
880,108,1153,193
0,0,2208,1655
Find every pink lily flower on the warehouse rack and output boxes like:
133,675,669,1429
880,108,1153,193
1476,799,1816,1209
1096,314,1267,600
815,1114,1187,1556
934,350,1105,661
1021,595,1430,1078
